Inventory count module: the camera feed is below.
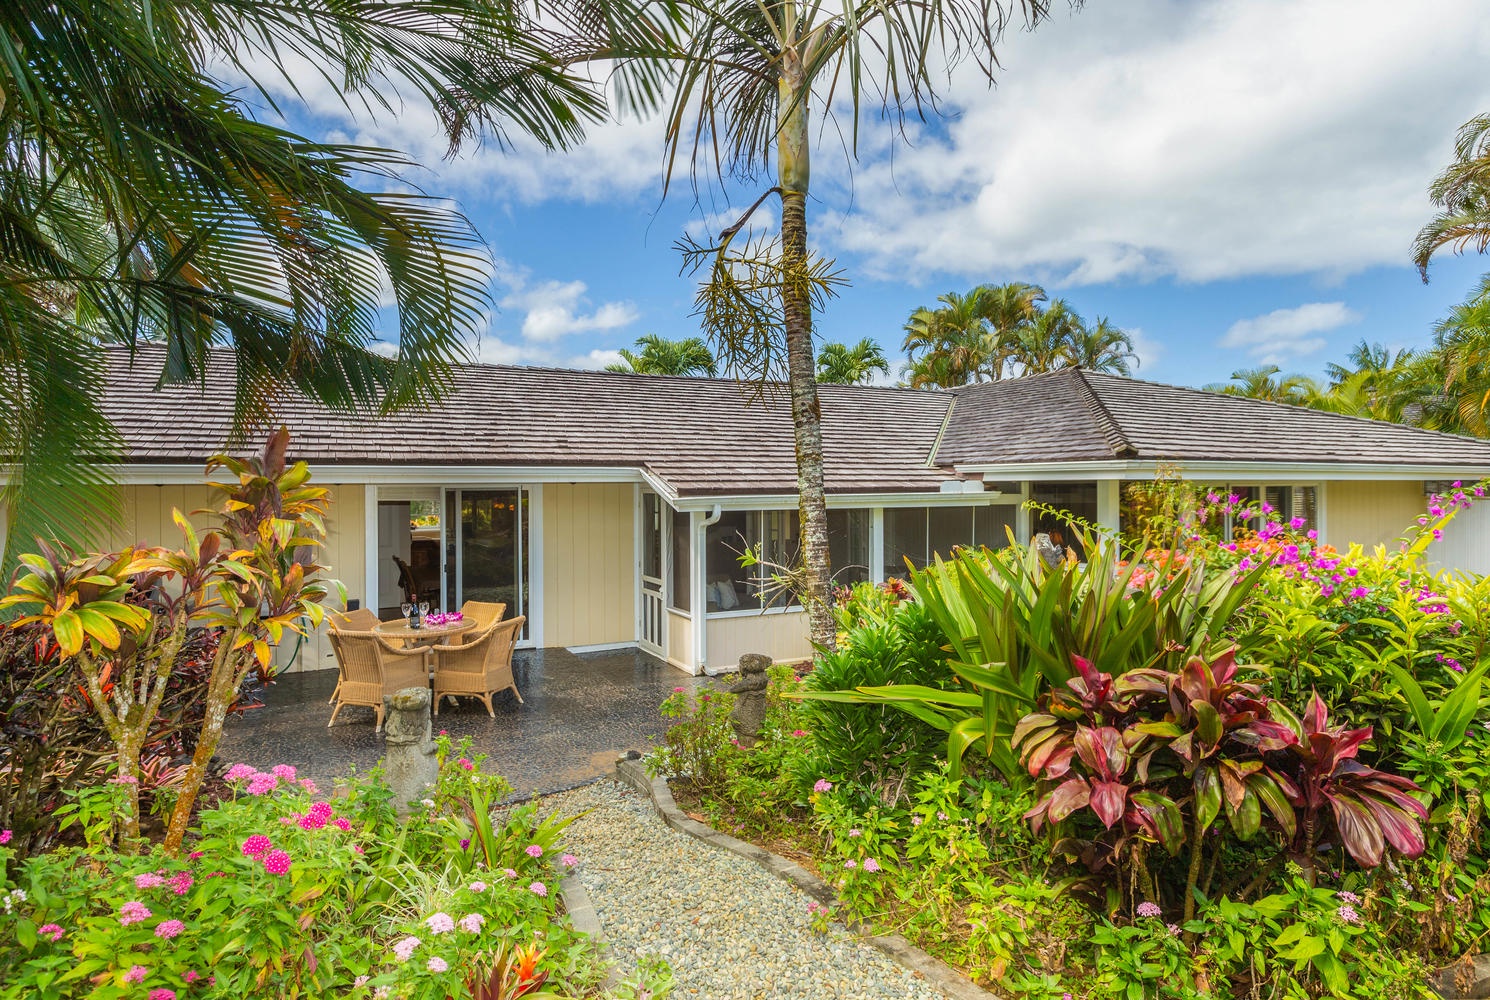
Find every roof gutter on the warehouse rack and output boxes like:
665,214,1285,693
951,459,1490,482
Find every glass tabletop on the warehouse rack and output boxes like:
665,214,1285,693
372,618,478,641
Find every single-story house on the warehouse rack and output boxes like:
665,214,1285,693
56,346,1490,674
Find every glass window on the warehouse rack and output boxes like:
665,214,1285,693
928,507,974,564
669,507,691,612
883,507,927,578
1031,482,1099,560
828,509,871,585
755,510,801,607
706,510,754,611
1264,485,1318,532
974,506,1017,550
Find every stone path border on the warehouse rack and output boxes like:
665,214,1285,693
613,757,1002,1000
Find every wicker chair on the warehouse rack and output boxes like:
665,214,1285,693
431,617,525,717
326,608,383,702
327,629,432,730
329,607,381,632
456,601,507,644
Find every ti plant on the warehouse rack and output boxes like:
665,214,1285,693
1014,651,1429,920
2,429,339,853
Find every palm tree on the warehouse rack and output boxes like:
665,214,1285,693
816,339,890,385
1205,366,1321,405
901,282,1045,387
1423,277,1490,435
1010,299,1085,375
0,0,641,560
1414,113,1490,279
1064,317,1138,375
902,290,1001,388
606,334,719,376
610,1,1067,648
1324,340,1414,388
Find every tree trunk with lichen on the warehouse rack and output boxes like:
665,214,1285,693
163,630,246,854
776,52,834,653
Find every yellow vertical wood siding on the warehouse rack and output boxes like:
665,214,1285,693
666,610,693,673
706,611,813,669
96,483,363,673
541,483,636,647
1323,481,1425,552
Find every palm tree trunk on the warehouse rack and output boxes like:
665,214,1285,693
777,56,834,652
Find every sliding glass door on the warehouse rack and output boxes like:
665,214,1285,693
443,488,530,640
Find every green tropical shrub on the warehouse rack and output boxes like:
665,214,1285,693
0,742,601,1000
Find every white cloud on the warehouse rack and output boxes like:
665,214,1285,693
1219,302,1359,365
1127,328,1163,373
492,267,640,343
574,348,625,370
817,0,1490,286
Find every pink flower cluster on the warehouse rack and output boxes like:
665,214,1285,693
0,829,11,845
38,923,63,942
240,835,292,875
223,763,319,798
119,901,152,926
155,919,185,940
813,779,832,793
1136,901,1163,918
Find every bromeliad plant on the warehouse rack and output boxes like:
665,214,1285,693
1014,651,1429,918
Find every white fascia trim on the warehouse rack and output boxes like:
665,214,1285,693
669,491,1020,511
567,641,638,654
108,464,650,487
952,461,1490,482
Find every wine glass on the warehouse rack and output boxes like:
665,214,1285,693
400,601,413,622
419,601,430,618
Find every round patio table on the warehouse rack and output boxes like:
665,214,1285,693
373,618,478,647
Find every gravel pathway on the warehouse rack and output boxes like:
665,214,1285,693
545,780,948,1000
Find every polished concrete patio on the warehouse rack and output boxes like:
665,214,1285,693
217,646,703,796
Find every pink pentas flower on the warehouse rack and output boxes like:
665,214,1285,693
672,686,685,693
425,912,455,934
503,868,518,879
38,923,63,942
470,881,488,893
458,913,485,934
134,873,165,890
792,729,807,737
862,858,881,873
170,872,193,896
223,763,257,782
123,965,149,984
843,859,856,869
271,764,297,782
1136,901,1162,918
0,829,11,845
529,881,548,897
299,779,319,795
119,901,152,925
155,919,185,940
457,758,474,771
262,850,292,876
308,801,334,822
333,817,351,831
427,956,449,974
245,773,279,796
148,990,176,1000
188,851,204,860
524,844,543,858
184,972,201,984
242,835,272,858
813,779,832,793
847,828,861,838
560,853,578,868
392,936,421,962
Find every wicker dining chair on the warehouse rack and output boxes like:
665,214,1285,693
456,601,507,644
327,629,432,731
326,607,384,702
431,616,525,716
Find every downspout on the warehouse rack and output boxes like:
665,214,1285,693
697,505,722,675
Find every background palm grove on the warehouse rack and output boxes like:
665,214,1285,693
3,1,1490,999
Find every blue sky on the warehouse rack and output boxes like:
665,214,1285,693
264,0,1490,389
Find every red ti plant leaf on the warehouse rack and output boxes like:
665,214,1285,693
1048,777,1094,823
1328,793,1387,867
1090,780,1130,829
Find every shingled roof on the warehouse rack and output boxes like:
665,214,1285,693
941,368,1490,469
99,348,1490,495
98,347,957,496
